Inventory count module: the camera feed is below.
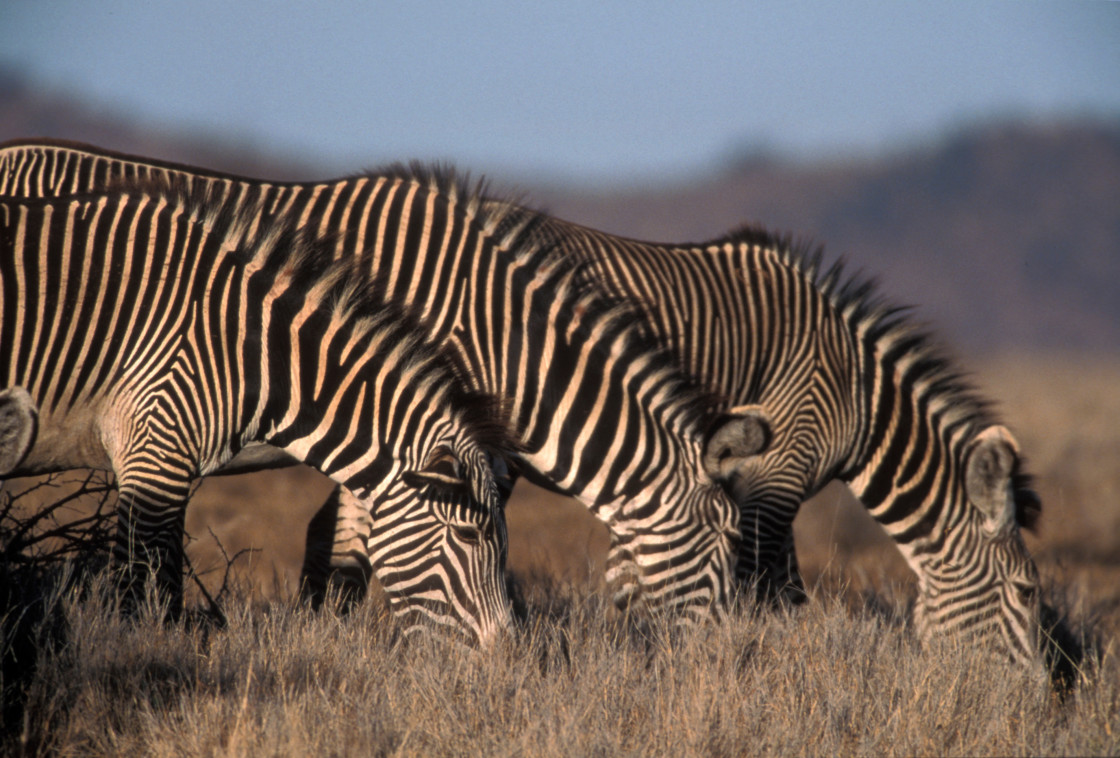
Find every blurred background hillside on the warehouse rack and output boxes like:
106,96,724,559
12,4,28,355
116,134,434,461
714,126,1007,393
2,2,1117,612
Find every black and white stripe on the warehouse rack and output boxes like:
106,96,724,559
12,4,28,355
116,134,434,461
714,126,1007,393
0,139,773,621
513,216,1043,666
1,181,514,645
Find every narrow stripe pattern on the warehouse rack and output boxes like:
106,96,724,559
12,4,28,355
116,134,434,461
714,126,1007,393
0,140,768,621
514,215,1044,668
0,180,514,646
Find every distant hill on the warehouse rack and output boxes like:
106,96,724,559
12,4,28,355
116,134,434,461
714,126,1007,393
530,123,1120,353
3,67,1117,353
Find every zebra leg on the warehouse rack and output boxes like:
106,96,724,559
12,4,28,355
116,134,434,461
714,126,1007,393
299,485,373,611
736,503,807,607
112,467,194,618
768,529,807,606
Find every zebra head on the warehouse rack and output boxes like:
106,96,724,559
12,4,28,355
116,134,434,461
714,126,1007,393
912,425,1043,669
605,407,773,624
366,433,512,648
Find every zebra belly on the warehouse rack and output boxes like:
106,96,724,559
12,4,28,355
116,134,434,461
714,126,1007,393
211,443,299,476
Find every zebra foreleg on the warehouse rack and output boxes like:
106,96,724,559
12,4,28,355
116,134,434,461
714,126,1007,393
299,485,373,611
112,471,193,619
736,507,807,608
767,529,808,606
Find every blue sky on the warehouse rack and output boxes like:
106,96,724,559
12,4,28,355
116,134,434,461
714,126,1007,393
3,1,1118,181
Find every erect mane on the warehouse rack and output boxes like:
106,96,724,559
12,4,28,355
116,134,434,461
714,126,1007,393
704,223,1041,529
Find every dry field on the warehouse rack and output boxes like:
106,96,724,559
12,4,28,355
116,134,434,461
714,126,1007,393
3,351,1119,755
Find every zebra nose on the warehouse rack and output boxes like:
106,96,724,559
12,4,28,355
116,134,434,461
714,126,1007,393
476,621,513,650
472,610,515,650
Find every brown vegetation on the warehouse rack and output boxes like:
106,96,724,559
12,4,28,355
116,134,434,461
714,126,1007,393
3,564,1117,755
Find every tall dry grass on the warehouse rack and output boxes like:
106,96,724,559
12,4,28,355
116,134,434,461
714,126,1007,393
5,571,1118,757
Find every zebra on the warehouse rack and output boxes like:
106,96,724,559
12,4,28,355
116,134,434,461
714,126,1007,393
0,181,516,646
502,216,1044,668
0,139,774,622
309,213,1049,667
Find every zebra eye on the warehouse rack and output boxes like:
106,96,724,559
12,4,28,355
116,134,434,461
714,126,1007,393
451,523,483,545
1014,582,1037,606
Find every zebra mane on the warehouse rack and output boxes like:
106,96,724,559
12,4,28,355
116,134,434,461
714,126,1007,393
353,163,734,437
107,175,516,460
708,223,1041,530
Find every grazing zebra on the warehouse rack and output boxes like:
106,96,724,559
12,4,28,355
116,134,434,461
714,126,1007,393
0,140,773,622
506,216,1044,668
0,387,37,477
0,182,516,646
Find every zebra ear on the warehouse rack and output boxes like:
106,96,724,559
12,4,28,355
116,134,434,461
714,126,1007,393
0,387,37,476
965,425,1019,532
403,445,499,506
702,404,772,481
402,446,470,495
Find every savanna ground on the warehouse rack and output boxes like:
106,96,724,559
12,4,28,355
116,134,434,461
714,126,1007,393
2,352,1119,756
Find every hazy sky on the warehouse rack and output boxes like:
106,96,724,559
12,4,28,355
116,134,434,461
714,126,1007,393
3,1,1118,181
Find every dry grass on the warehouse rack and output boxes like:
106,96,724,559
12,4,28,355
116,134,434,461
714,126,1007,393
5,572,1117,757
3,351,1119,756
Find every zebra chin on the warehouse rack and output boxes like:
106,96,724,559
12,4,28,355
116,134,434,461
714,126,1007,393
380,571,513,649
604,550,730,623
606,580,728,627
604,555,646,615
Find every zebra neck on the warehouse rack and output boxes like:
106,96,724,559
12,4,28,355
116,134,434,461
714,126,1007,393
839,333,977,557
246,289,465,497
